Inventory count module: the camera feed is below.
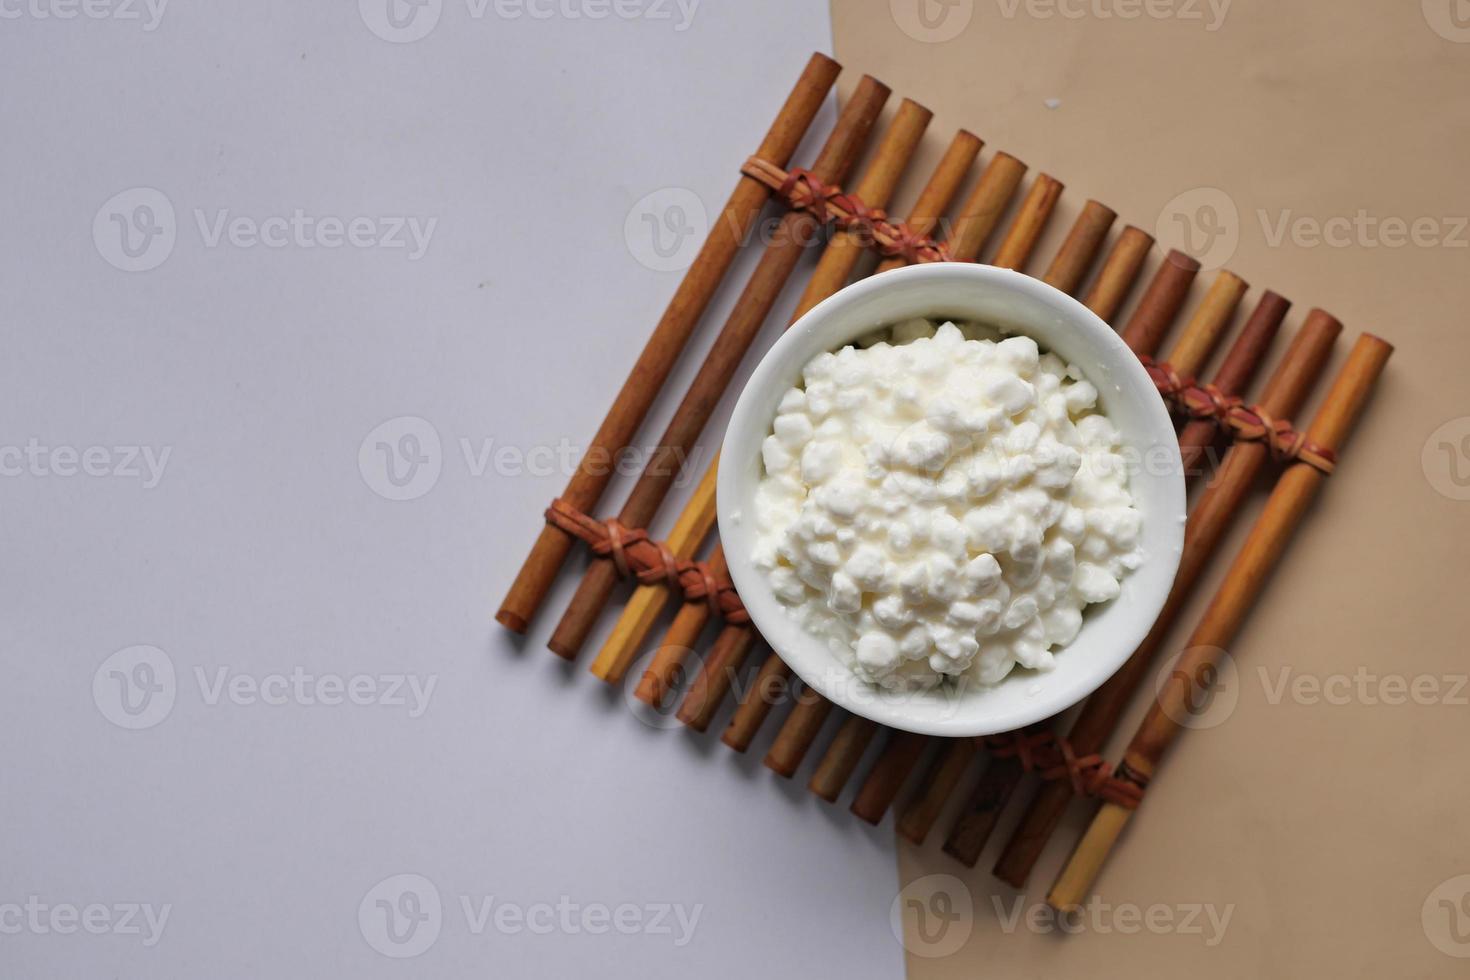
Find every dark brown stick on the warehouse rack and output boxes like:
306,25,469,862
809,715,880,802
764,686,834,777
1178,291,1290,476
722,654,791,753
897,738,979,845
851,732,929,824
1119,249,1201,356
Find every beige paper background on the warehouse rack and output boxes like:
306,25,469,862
829,0,1470,975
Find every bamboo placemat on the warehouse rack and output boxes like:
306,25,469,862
495,52,1391,908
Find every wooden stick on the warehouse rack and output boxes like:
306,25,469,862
897,737,979,845
942,152,1029,264
1042,200,1116,294
546,76,891,658
589,458,719,683
1082,226,1153,323
496,53,840,634
722,654,791,752
633,545,726,706
990,309,1336,887
790,99,933,321
873,132,984,274
992,174,1064,271
809,715,880,802
1120,249,1201,356
1178,291,1290,477
941,724,1046,866
1166,270,1249,378
851,732,929,824
764,684,835,777
676,621,759,732
1048,332,1392,910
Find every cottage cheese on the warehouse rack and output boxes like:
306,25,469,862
752,318,1144,691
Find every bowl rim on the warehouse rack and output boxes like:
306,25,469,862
717,261,1185,737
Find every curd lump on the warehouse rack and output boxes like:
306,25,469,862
752,318,1144,690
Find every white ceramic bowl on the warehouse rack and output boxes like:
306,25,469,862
717,263,1185,737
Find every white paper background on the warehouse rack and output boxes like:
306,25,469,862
0,2,909,977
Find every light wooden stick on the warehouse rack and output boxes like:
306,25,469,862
497,53,840,633
992,174,1064,271
589,459,719,683
1083,226,1154,323
1166,270,1249,378
1048,333,1392,910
